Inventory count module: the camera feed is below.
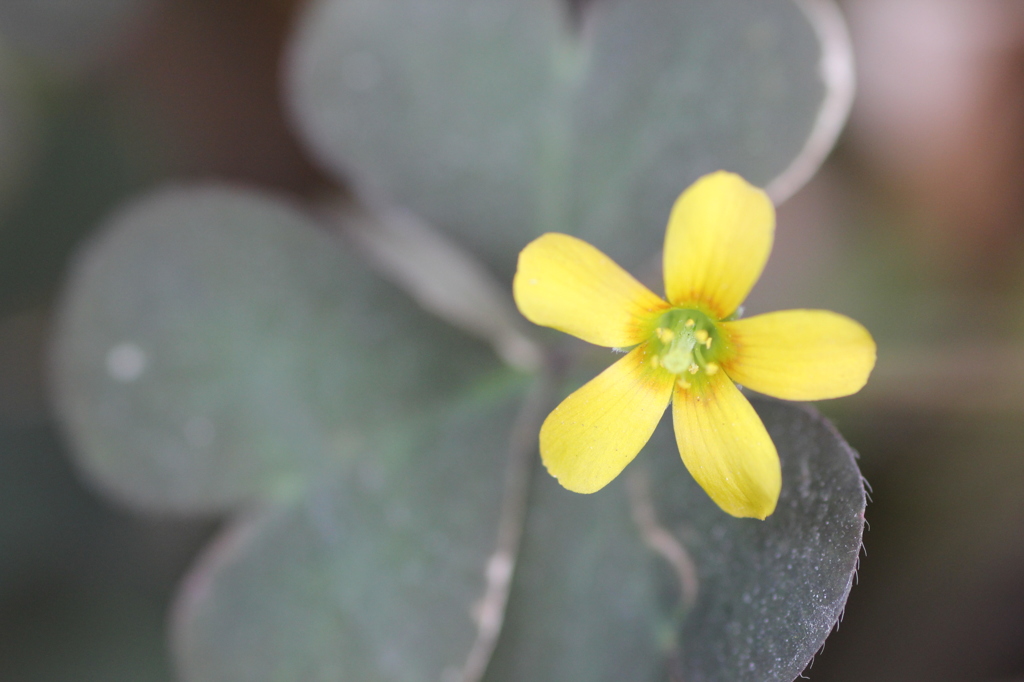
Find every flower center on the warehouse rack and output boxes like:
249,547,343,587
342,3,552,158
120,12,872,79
650,308,726,379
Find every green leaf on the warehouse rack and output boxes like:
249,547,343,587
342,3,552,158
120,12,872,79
286,0,849,276
484,471,664,682
172,378,528,682
171,385,863,682
485,396,864,682
658,396,866,681
50,185,498,512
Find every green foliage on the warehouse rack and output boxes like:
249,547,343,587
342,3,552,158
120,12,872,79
656,398,864,681
47,1,865,680
487,397,864,682
173,383,525,682
170,392,863,682
288,0,833,276
51,186,498,511
484,464,664,682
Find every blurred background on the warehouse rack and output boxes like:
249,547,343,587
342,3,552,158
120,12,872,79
2,0,1024,680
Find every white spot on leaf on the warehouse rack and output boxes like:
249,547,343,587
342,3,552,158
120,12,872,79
106,342,146,382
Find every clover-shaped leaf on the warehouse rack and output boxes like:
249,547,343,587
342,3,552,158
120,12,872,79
172,379,528,682
287,0,851,275
47,3,866,680
51,185,499,512
484,396,864,682
655,396,865,681
171,387,863,682
483,466,664,682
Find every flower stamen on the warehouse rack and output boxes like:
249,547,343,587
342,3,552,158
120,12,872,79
652,308,728,380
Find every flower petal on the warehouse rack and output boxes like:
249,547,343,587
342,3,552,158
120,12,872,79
540,343,674,493
663,171,774,318
723,309,876,401
672,374,780,519
514,233,669,347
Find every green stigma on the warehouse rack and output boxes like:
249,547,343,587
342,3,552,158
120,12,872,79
650,308,726,379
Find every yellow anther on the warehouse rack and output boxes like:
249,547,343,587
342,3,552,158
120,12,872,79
694,329,709,344
705,362,719,376
688,363,699,374
685,319,696,328
655,327,674,342
705,337,713,349
678,379,691,390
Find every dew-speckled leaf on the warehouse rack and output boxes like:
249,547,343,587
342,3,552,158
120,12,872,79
485,395,863,682
172,379,526,682
50,185,497,512
287,0,848,275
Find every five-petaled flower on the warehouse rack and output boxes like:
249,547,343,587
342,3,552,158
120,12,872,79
513,171,876,519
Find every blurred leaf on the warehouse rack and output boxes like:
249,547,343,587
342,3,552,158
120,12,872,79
171,383,862,682
484,469,664,682
485,396,864,682
0,0,158,72
172,378,527,682
343,206,543,371
51,185,499,512
287,0,847,276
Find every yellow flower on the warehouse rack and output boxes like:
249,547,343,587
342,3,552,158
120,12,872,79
513,171,876,519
